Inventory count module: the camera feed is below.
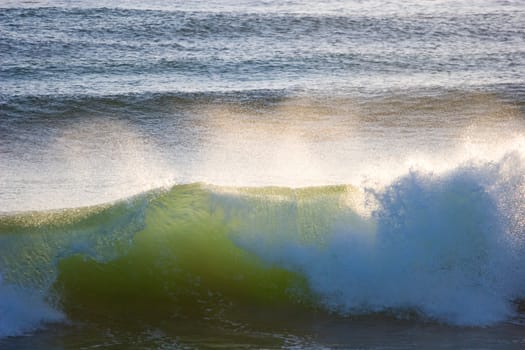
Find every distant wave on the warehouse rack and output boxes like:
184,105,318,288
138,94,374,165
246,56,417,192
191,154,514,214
1,6,522,97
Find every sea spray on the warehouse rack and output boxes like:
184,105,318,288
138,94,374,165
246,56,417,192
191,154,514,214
230,153,525,325
0,274,63,338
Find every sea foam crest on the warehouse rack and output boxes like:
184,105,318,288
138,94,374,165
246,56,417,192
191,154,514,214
0,274,63,339
234,151,525,325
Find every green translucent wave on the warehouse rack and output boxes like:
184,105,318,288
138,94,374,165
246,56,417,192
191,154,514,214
0,184,363,320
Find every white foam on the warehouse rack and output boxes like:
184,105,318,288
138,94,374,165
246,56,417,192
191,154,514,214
0,275,64,339
232,151,525,325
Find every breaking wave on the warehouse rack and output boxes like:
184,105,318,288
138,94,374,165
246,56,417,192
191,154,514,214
1,151,525,338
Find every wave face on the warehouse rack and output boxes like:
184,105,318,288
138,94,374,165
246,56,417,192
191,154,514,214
1,152,524,337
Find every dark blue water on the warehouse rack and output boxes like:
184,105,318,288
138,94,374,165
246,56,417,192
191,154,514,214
1,1,524,97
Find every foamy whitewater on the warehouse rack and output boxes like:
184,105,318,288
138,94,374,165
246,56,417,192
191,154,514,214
0,275,64,338
1,0,524,348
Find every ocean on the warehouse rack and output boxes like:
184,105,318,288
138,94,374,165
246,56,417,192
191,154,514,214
1,0,525,348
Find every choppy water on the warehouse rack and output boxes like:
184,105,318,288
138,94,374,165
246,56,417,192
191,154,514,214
1,0,525,349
